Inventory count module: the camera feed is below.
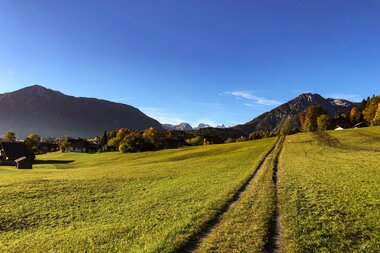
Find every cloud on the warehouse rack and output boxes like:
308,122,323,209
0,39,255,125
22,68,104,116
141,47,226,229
244,103,257,108
324,93,361,102
223,91,281,106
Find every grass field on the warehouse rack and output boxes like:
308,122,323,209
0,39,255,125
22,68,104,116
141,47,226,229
279,127,380,252
0,138,276,252
1,127,379,252
194,138,283,253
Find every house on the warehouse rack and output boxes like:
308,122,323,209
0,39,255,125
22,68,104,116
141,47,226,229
38,142,60,153
203,135,223,145
0,142,35,166
66,138,100,153
164,138,187,149
353,121,368,129
15,156,33,169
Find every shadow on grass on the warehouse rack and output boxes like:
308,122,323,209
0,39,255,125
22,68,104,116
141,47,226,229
313,131,380,152
34,160,75,165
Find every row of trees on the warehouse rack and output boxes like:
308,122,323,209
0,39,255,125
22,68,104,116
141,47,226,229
0,131,59,154
352,95,380,126
297,95,380,133
105,128,192,153
299,105,335,132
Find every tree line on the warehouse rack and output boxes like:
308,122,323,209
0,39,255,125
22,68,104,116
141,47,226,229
1,94,379,154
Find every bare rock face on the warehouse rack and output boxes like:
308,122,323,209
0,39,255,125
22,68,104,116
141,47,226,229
162,123,193,131
0,85,163,138
234,93,356,134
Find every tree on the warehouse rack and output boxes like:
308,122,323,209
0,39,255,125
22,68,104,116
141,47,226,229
236,136,248,142
24,133,41,153
300,105,326,132
224,137,235,143
349,107,360,124
185,136,203,146
371,103,380,126
143,127,158,148
363,95,380,124
108,128,131,147
279,116,295,136
3,132,16,142
119,132,154,153
99,131,108,147
57,136,70,152
317,114,332,131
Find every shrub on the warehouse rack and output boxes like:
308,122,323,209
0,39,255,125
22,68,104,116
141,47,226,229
186,136,204,146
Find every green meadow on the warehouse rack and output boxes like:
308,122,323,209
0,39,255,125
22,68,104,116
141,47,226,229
1,127,379,252
279,127,380,252
0,138,275,252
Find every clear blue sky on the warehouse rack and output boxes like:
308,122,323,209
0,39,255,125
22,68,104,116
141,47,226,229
1,0,379,127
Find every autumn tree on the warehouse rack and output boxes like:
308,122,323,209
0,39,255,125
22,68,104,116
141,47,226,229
108,128,131,147
363,95,380,123
317,114,333,131
3,132,16,142
371,103,380,126
300,105,326,132
143,127,158,147
24,133,41,153
349,107,361,124
185,136,204,146
119,132,154,153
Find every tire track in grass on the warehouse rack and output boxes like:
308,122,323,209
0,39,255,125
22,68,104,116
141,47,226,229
176,138,280,253
265,137,285,253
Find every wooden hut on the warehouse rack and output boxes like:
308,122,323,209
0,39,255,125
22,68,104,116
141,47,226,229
0,142,35,165
15,156,33,169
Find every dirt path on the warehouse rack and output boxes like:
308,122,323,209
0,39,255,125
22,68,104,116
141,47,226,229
175,139,279,252
265,137,285,253
176,138,283,253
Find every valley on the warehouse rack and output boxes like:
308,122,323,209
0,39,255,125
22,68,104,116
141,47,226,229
1,127,379,252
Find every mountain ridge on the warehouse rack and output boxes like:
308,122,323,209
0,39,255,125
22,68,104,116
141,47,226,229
0,85,163,138
234,93,356,134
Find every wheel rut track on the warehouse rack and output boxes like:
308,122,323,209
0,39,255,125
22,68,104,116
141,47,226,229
265,137,285,253
176,138,282,253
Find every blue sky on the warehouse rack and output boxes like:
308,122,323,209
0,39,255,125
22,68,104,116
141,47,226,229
0,1,379,127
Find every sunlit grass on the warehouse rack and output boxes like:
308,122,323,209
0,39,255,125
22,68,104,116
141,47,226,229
278,127,380,252
0,138,276,252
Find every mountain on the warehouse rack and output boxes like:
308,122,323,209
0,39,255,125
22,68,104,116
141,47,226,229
234,93,356,134
162,123,193,131
194,123,212,130
0,85,163,138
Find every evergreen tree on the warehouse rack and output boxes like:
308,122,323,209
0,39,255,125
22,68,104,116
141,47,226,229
99,131,108,147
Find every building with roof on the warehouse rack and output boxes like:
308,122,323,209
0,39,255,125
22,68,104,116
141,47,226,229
0,142,35,166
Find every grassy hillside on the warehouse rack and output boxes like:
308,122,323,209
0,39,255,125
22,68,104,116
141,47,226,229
1,127,379,252
0,138,276,252
279,127,380,252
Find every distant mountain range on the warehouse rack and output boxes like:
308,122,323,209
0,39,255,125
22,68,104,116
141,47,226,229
234,93,356,134
162,123,226,131
0,85,163,138
162,123,193,131
0,86,359,138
